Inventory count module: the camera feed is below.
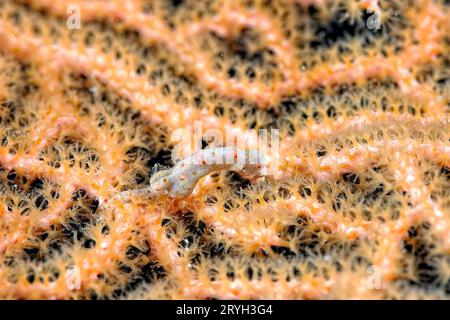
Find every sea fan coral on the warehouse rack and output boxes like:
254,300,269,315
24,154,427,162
0,0,448,299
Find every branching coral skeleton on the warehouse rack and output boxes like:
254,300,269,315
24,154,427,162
0,0,448,299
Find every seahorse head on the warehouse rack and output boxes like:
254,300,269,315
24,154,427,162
150,168,173,193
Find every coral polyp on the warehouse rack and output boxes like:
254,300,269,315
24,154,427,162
0,0,448,299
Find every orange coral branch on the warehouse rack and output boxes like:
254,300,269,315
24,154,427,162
17,0,447,109
0,0,448,300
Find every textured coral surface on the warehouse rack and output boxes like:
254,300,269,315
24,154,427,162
0,0,449,299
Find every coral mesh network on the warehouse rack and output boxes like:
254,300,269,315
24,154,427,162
0,0,448,299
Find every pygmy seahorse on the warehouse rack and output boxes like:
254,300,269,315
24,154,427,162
109,147,268,203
